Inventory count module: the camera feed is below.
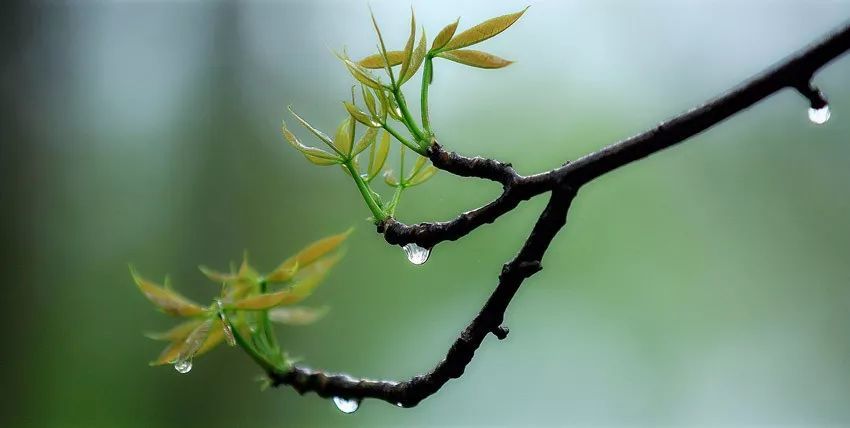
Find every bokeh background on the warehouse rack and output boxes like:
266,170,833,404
3,0,850,426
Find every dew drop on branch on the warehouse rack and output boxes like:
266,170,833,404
402,243,431,265
332,396,360,414
808,105,831,124
173,359,193,374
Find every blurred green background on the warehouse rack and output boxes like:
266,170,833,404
3,0,850,426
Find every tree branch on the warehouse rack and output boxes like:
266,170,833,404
270,186,577,407
272,20,850,407
379,20,850,249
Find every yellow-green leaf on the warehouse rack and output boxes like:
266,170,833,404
145,319,203,341
361,85,377,116
443,7,528,51
131,267,205,317
268,306,329,325
339,55,384,90
431,18,459,51
353,127,379,156
343,102,381,128
229,290,294,310
282,122,341,164
287,107,334,147
408,165,438,186
358,51,405,69
436,49,514,69
150,318,223,366
281,253,343,305
270,229,351,280
332,117,353,154
383,170,399,187
398,11,417,81
265,259,299,284
407,155,428,182
238,251,260,283
368,131,390,180
401,29,427,84
198,265,237,284
305,153,342,166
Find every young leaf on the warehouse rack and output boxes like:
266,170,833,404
174,318,214,362
407,165,438,186
198,265,237,284
436,49,514,69
238,251,260,284
283,254,343,304
361,85,377,117
383,170,400,187
282,121,342,165
358,51,405,69
407,155,428,182
287,107,334,148
229,290,294,310
270,229,351,279
353,127,379,156
339,54,385,90
344,102,381,128
333,117,353,155
368,131,391,181
442,7,528,51
401,28,427,84
265,259,299,284
369,7,396,85
145,319,203,342
431,18,460,51
398,11,417,81
131,267,205,317
268,306,329,325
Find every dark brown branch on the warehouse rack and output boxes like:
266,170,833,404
272,20,850,407
270,186,577,407
379,20,850,249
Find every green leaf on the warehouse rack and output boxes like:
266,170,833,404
369,7,396,85
145,319,203,342
431,18,459,51
368,131,390,181
408,165,438,186
358,51,405,69
442,7,528,51
332,117,353,155
436,49,514,69
361,85,377,117
398,10,417,81
401,28,427,84
270,229,352,279
343,101,381,128
407,155,428,182
287,107,335,147
338,53,385,90
353,127,379,156
282,120,341,165
383,170,399,187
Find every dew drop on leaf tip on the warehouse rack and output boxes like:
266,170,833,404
173,359,192,374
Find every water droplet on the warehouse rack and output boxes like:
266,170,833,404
174,359,192,374
402,243,431,265
396,402,404,407
332,396,360,414
808,105,831,124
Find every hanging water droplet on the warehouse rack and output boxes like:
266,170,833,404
402,243,431,265
808,105,831,124
396,402,404,408
173,359,192,374
332,396,360,414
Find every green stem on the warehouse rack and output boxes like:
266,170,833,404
392,88,426,144
228,313,286,372
345,161,386,222
421,57,433,133
387,185,404,217
257,280,278,354
383,123,424,154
